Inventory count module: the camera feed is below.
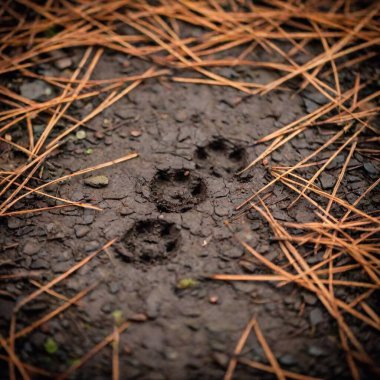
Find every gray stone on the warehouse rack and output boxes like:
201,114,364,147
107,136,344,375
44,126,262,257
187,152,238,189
71,190,84,202
223,245,243,259
146,289,162,319
214,205,229,217
303,293,317,306
120,207,134,216
304,98,319,113
23,239,41,255
295,209,314,222
108,282,120,294
55,57,72,70
308,345,327,357
53,262,69,273
239,260,255,273
165,348,178,361
309,308,324,326
20,80,52,100
57,250,72,262
279,353,297,366
83,212,95,225
115,108,135,120
175,109,188,122
284,295,296,305
31,259,50,269
178,127,192,141
84,241,100,252
320,172,335,189
101,303,112,313
7,217,22,229
74,225,91,238
84,175,109,188
364,162,378,176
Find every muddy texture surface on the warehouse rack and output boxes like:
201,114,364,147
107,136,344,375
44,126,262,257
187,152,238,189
150,169,207,213
1,47,379,380
119,219,181,264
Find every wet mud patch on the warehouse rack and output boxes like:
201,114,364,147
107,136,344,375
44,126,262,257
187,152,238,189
119,219,181,263
194,137,248,178
150,168,207,212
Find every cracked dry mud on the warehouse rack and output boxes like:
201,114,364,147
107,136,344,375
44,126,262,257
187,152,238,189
0,50,379,380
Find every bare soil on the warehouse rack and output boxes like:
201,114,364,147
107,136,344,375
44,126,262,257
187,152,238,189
0,48,379,379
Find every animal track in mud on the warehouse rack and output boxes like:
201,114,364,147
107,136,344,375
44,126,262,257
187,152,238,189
194,137,248,178
121,220,181,263
150,169,207,212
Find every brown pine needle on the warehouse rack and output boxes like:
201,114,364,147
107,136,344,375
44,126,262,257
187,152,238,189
1,2,379,379
15,239,116,311
253,321,286,380
56,322,129,380
224,317,256,380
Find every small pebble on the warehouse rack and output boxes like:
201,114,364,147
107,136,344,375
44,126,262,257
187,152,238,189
165,349,178,361
309,308,324,326
20,80,52,100
23,239,41,255
308,345,327,357
320,172,335,189
94,131,104,139
7,217,22,229
174,109,188,122
101,303,111,313
364,162,377,175
120,207,133,216
74,225,91,238
130,130,142,137
108,282,120,294
84,175,109,188
85,241,100,252
103,118,112,127
279,353,296,366
31,259,50,269
55,57,72,70
303,293,317,306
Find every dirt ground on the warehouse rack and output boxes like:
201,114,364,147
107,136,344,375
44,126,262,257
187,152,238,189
0,2,380,377
0,46,379,379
